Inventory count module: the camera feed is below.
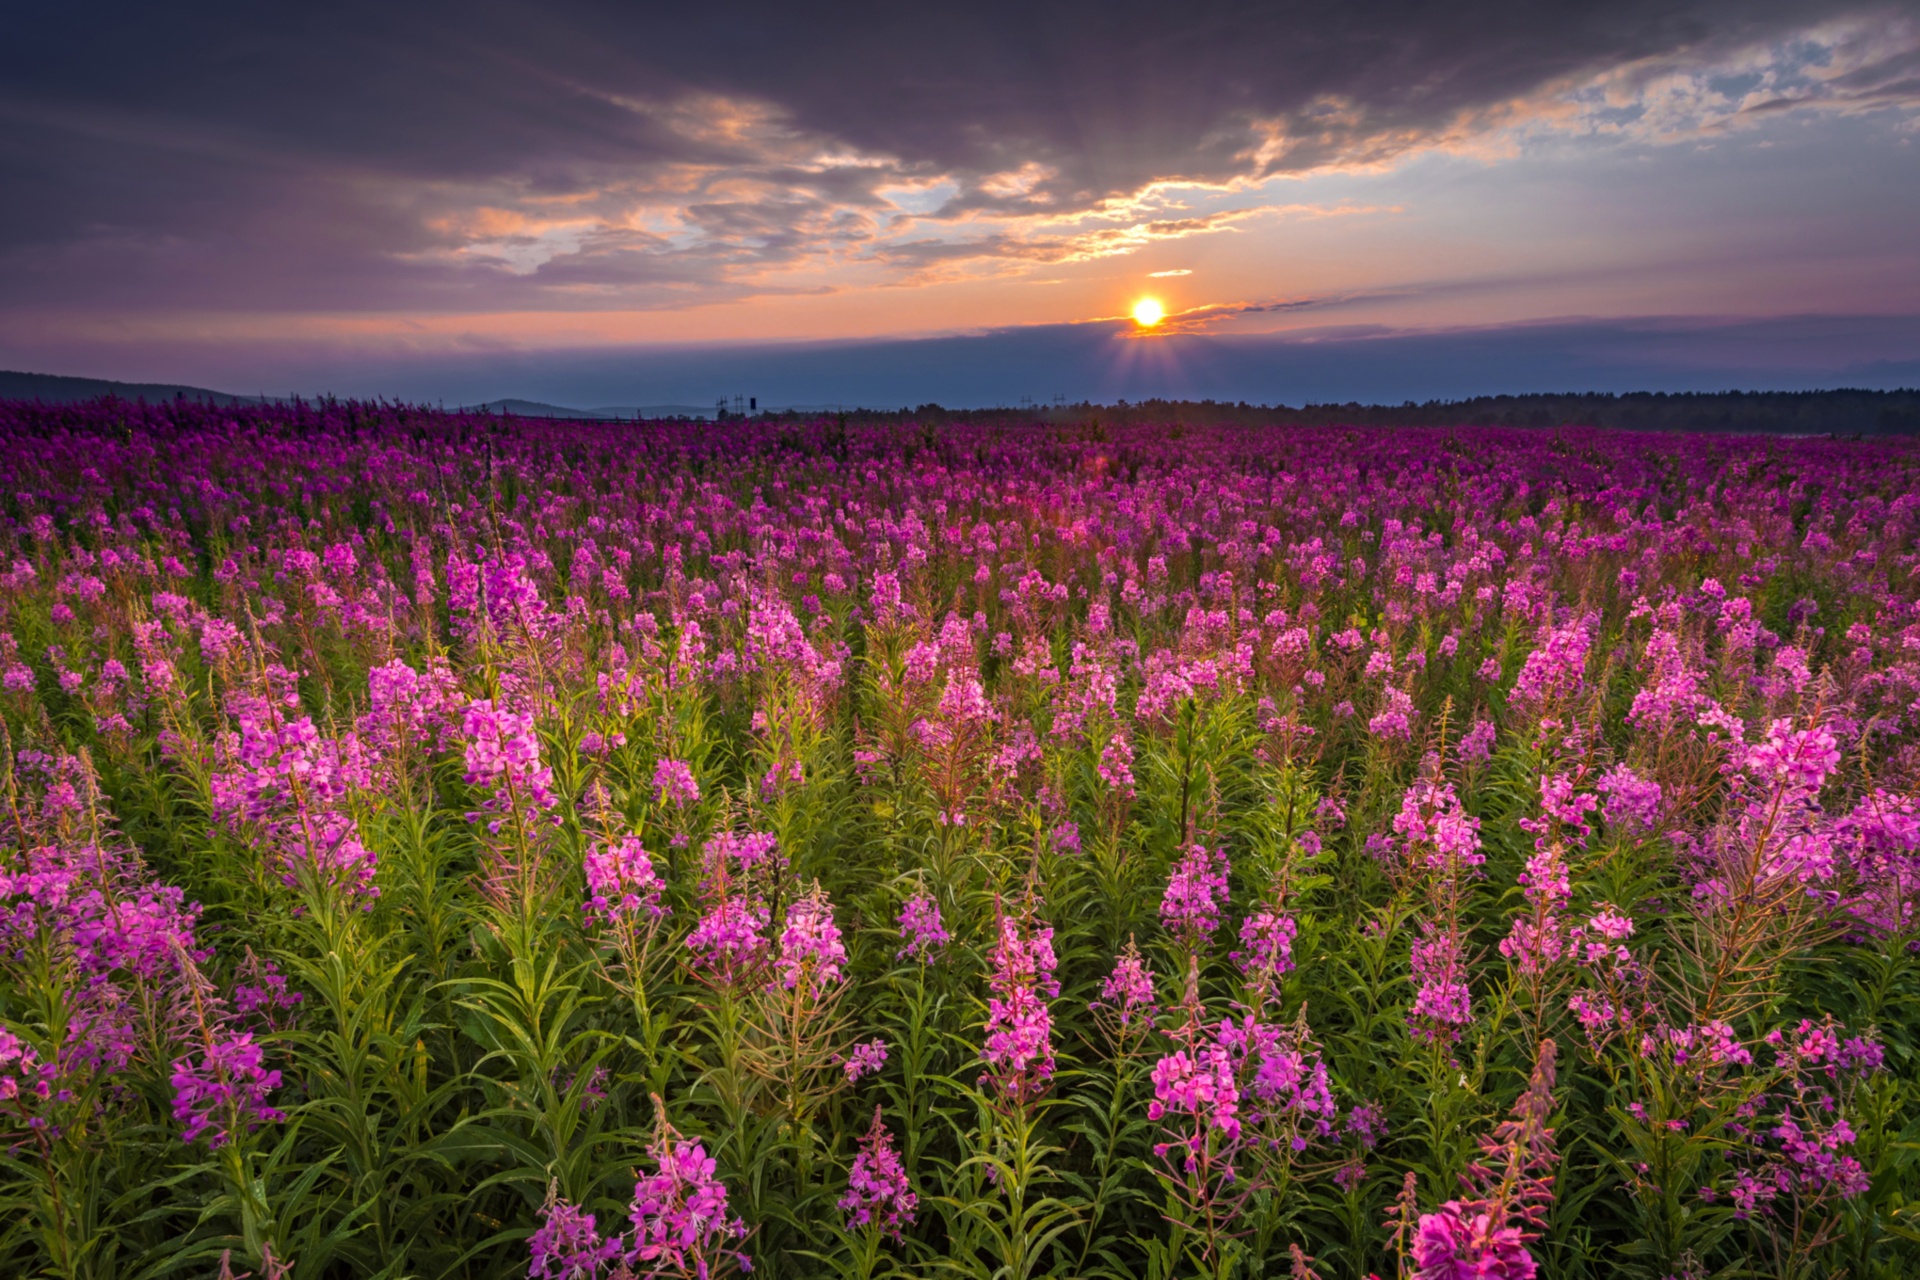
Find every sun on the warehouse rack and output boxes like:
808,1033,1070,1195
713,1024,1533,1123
1131,297,1165,328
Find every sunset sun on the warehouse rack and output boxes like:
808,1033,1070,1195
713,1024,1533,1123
1132,297,1165,328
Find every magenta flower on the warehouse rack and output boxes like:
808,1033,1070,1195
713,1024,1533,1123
170,1030,285,1148
772,887,847,998
528,1197,623,1280
1498,846,1570,979
1387,778,1484,874
1090,941,1159,1043
232,955,304,1033
1409,923,1473,1042
1411,1200,1538,1279
1232,910,1297,991
895,891,950,961
1096,733,1136,796
652,757,701,808
461,699,556,813
0,1028,54,1109
1743,720,1841,794
843,1038,888,1084
704,830,784,878
583,834,666,928
686,899,771,988
626,1125,751,1278
979,910,1059,1105
838,1107,917,1238
1509,616,1592,713
1160,844,1231,950
1148,1045,1242,1172
1596,765,1662,836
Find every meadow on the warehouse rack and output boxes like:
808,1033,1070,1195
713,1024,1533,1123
0,396,1915,1280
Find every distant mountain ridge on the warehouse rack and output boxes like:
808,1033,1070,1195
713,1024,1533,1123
0,369,261,405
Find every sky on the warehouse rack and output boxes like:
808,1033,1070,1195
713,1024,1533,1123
3,1,1919,407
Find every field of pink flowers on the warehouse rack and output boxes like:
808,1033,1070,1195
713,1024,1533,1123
0,396,1916,1280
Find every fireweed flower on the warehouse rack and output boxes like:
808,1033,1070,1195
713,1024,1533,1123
896,891,950,961
1499,845,1571,979
1090,940,1159,1048
1385,778,1484,875
1596,765,1663,837
361,656,462,755
231,953,305,1033
652,757,701,809
1412,1039,1560,1280
626,1114,751,1278
1161,844,1231,950
209,703,378,902
17,387,1920,1274
583,834,666,929
1096,733,1136,797
685,899,771,989
461,699,556,816
170,1030,286,1148
1409,923,1473,1042
0,1028,57,1111
1520,773,1597,851
1509,616,1593,714
1148,1044,1242,1173
1411,1201,1537,1280
771,887,847,998
979,910,1059,1105
1458,717,1497,764
843,1038,888,1084
1215,1012,1339,1142
1705,1017,1881,1219
1832,789,1920,939
838,1107,917,1238
1232,910,1298,994
704,830,784,880
527,1196,623,1280
1744,720,1841,794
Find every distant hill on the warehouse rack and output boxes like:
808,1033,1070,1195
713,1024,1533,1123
0,369,259,405
462,399,718,420
463,398,623,419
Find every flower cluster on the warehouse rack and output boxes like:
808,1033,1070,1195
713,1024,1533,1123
583,834,666,929
527,1114,751,1279
838,1108,917,1238
772,887,847,999
1160,844,1231,949
896,890,950,961
979,910,1059,1105
686,899,772,989
1090,941,1159,1047
170,1030,286,1148
461,699,557,819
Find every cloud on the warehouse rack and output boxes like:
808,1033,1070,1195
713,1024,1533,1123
0,0,1916,324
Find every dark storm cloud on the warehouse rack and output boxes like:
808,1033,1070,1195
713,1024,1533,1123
4,0,1916,312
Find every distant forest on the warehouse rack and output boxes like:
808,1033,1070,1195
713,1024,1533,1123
876,389,1920,435
5,369,1918,435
